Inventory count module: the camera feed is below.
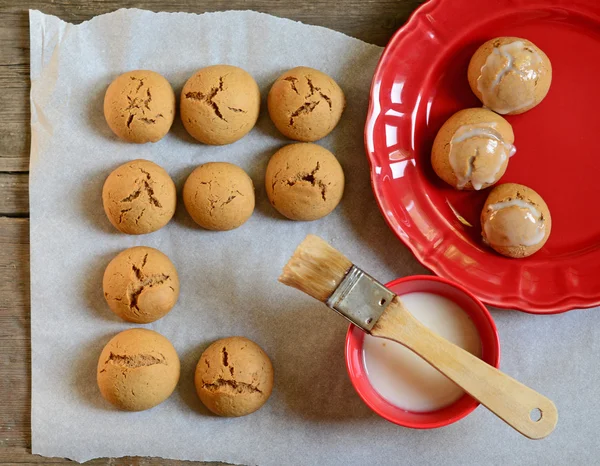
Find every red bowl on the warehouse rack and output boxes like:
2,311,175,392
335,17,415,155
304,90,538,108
345,275,500,429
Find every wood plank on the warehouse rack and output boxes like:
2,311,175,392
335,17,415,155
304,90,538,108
0,3,30,172
1,121,30,172
0,87,29,172
0,173,28,216
0,218,30,461
0,92,28,117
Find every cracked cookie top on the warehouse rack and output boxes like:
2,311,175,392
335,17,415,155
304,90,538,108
468,37,552,115
194,336,273,417
265,143,345,221
180,65,261,145
268,66,345,142
102,159,177,234
481,183,552,258
103,70,176,143
103,246,179,324
431,108,515,191
97,328,180,411
183,162,255,231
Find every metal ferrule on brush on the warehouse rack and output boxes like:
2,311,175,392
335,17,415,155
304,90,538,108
325,265,395,332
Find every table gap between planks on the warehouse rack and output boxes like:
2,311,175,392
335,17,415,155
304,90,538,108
0,0,424,464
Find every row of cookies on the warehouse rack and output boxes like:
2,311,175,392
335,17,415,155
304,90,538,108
431,37,553,258
103,145,345,235
98,329,274,417
104,65,345,145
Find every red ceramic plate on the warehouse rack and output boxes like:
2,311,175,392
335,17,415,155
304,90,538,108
365,0,600,314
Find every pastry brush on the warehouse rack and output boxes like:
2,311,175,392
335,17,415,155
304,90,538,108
279,234,557,439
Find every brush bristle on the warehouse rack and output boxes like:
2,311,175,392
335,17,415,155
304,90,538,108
279,235,353,302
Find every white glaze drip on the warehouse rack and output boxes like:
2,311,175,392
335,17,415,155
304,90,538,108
489,199,541,217
449,123,515,190
477,41,542,114
484,199,545,247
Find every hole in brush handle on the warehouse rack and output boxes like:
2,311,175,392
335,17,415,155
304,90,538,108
530,408,543,422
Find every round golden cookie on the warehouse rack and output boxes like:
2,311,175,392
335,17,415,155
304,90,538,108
468,37,552,115
180,65,260,145
195,336,274,417
97,328,180,411
432,108,515,191
103,246,179,324
102,159,176,235
481,183,551,258
183,162,255,231
268,66,345,142
265,143,344,221
103,70,176,143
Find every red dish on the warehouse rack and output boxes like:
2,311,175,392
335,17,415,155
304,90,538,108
365,0,600,313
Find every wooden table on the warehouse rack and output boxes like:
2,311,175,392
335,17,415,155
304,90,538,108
0,0,424,463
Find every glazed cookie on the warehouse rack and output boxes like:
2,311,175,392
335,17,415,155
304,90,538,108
268,66,345,142
195,337,274,417
97,328,180,411
265,143,344,221
102,159,176,235
183,162,255,231
481,183,551,258
432,108,515,190
468,37,552,115
103,70,176,143
180,65,260,145
103,246,179,324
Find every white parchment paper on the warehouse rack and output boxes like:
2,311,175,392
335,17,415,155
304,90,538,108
30,8,600,465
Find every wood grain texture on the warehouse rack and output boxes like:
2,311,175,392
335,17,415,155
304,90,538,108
0,0,425,463
0,218,30,460
0,173,28,216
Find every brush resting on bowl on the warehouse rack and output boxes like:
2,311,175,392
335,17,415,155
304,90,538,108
280,235,558,438
362,291,481,412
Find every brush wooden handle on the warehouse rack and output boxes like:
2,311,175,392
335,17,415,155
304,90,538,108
371,298,557,439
